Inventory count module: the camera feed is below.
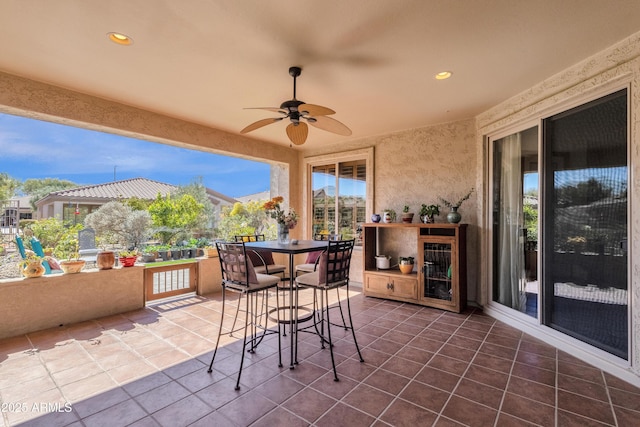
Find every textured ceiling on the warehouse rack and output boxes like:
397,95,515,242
1,0,640,150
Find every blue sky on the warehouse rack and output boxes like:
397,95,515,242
0,113,270,198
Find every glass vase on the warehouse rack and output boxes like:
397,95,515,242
277,223,290,244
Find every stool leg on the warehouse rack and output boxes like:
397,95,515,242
235,290,251,390
208,286,227,373
345,283,364,363
324,288,339,382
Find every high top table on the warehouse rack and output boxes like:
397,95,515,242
244,239,329,369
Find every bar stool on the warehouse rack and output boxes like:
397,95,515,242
207,241,282,390
295,239,364,381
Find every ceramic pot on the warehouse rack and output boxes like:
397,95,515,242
119,256,137,267
141,253,156,263
399,263,414,274
371,214,381,223
401,213,414,223
60,260,85,274
375,255,391,269
21,260,46,278
97,251,115,270
447,207,462,224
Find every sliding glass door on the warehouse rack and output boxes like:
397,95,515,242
543,89,628,359
491,88,629,359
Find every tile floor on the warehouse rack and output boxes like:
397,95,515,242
1,286,640,426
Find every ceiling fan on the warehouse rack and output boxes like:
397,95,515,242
240,66,352,145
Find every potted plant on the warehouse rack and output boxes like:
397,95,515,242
401,205,414,223
439,188,474,224
57,241,86,274
140,247,157,263
156,244,171,261
171,246,183,260
382,209,396,223
398,256,415,274
18,254,46,278
419,204,440,223
118,250,138,267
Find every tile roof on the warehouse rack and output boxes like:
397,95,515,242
48,178,176,200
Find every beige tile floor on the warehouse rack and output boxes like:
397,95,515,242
1,286,640,426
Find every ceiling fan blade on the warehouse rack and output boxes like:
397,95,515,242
308,116,352,136
299,103,335,116
240,117,282,134
286,122,308,145
244,107,287,114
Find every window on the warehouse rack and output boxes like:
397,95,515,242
305,149,374,247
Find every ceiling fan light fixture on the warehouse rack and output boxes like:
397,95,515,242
435,71,452,80
107,32,133,46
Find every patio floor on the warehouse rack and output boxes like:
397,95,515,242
1,286,640,426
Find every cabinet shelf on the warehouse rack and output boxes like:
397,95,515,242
363,223,467,313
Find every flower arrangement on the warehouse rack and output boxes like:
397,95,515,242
439,188,475,209
263,196,299,229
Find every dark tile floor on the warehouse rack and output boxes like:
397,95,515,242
1,286,640,426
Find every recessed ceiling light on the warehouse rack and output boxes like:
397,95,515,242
107,32,133,46
435,71,452,80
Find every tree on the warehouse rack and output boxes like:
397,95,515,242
84,201,151,249
148,193,204,244
556,178,611,207
216,200,270,241
124,196,152,211
175,177,215,234
22,178,78,209
124,210,152,249
0,173,20,203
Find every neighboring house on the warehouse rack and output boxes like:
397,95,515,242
1,195,32,226
204,187,238,228
235,190,270,204
34,177,236,229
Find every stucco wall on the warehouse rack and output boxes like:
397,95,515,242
196,255,223,295
302,119,479,302
0,267,144,339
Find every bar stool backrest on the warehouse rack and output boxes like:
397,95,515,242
313,233,342,241
318,239,354,286
216,242,258,286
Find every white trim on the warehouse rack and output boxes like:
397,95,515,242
485,304,640,388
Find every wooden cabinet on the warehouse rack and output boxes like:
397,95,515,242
363,223,467,313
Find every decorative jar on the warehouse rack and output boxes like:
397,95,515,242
447,207,462,224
